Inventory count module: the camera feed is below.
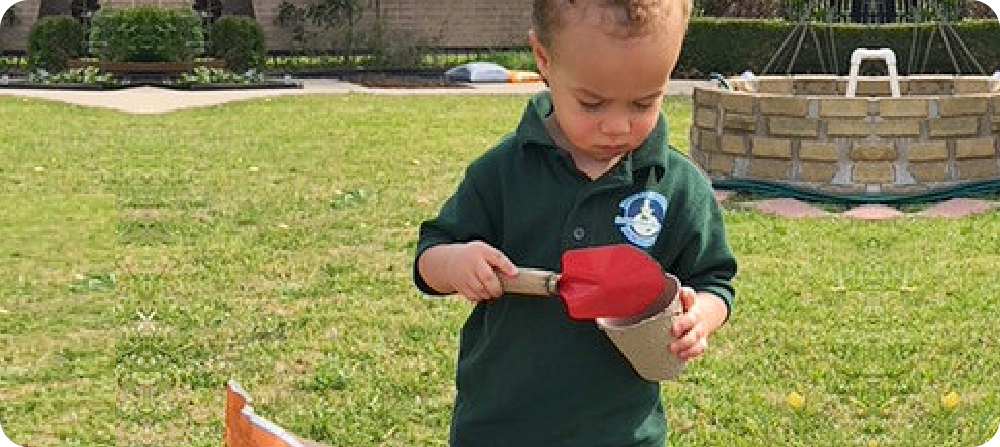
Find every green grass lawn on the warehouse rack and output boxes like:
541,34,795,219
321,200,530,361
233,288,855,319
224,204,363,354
0,93,997,447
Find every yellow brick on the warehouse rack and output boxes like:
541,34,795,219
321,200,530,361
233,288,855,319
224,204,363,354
747,159,791,180
769,117,820,137
699,130,720,152
721,135,748,155
796,80,839,95
798,162,838,183
954,79,991,94
760,97,810,117
908,141,948,162
820,98,869,118
929,117,980,138
708,153,736,174
721,93,756,114
757,79,794,94
827,120,871,137
750,137,792,159
879,98,929,118
908,162,950,183
851,142,897,161
955,137,997,159
695,107,718,130
853,162,895,184
723,113,758,132
854,80,894,96
939,96,989,117
955,160,1000,180
907,80,951,96
799,141,839,162
694,88,721,108
874,120,922,137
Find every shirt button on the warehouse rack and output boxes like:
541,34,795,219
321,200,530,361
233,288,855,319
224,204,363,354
572,227,585,241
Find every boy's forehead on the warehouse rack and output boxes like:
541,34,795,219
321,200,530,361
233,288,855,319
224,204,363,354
550,16,679,97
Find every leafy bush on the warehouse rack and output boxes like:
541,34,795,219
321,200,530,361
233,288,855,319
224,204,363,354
89,7,204,63
175,66,266,85
677,18,1000,77
209,15,267,72
26,16,86,72
27,66,116,86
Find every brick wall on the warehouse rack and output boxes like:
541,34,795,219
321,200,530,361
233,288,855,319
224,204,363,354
690,75,1000,196
252,0,532,52
3,0,531,54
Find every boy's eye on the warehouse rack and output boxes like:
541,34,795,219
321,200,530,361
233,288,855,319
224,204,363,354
633,102,654,110
579,100,603,110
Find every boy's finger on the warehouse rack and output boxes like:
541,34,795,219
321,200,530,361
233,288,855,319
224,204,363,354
671,313,694,338
679,286,697,312
677,339,708,360
486,247,518,276
476,262,504,297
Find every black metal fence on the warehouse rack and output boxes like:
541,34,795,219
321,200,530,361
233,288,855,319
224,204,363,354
821,0,966,23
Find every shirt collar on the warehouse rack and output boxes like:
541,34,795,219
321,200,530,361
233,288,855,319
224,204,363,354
515,91,671,175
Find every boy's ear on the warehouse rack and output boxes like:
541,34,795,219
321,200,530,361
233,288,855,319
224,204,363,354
527,29,550,82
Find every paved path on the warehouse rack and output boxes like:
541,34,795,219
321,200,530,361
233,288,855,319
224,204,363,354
0,78,714,114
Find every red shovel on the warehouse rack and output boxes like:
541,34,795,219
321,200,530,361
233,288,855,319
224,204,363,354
499,244,668,320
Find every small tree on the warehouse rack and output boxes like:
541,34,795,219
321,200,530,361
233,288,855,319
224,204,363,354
275,0,364,59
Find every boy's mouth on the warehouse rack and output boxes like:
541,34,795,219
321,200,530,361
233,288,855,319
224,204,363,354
596,144,630,153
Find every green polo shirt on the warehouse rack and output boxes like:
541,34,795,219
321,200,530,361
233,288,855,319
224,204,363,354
415,92,737,447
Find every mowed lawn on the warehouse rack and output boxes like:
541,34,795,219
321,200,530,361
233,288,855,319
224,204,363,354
0,92,997,447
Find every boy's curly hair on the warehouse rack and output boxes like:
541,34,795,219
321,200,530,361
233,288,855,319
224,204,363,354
533,0,692,49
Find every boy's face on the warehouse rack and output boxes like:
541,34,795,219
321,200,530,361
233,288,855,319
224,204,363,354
530,9,685,167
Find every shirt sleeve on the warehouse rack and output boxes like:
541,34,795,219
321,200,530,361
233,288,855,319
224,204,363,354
668,176,738,321
413,163,500,296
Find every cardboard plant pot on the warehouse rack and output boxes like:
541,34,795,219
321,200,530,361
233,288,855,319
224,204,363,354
596,273,686,382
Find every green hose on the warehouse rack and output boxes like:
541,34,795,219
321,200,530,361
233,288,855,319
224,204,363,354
712,178,1000,205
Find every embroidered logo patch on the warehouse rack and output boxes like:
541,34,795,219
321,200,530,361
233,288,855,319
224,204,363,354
615,191,667,248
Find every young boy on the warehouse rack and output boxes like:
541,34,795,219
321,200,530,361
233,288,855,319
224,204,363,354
414,0,737,445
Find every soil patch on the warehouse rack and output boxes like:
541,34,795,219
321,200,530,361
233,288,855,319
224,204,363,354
343,73,469,88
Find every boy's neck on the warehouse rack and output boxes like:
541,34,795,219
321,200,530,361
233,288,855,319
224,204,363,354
542,114,622,180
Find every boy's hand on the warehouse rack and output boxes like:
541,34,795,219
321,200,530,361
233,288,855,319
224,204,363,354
669,287,728,360
444,241,518,303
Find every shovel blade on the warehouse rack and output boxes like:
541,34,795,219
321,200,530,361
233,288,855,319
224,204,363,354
558,245,665,319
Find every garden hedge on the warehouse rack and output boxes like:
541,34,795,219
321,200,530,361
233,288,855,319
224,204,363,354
88,7,204,63
677,18,1000,77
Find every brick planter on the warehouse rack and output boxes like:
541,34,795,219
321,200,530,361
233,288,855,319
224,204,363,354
690,75,1000,196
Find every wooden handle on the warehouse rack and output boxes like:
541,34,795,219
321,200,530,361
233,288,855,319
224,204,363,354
499,267,561,296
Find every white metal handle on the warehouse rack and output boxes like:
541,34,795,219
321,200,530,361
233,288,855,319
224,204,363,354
846,48,901,98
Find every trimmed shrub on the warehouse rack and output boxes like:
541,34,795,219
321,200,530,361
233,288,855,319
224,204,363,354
26,16,86,72
209,15,267,72
89,7,204,63
677,18,1000,77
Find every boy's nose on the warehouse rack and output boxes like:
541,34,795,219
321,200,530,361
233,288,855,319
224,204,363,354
600,116,630,136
